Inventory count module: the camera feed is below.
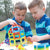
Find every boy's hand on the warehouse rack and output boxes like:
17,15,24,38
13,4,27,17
7,19,17,25
27,36,41,42
27,37,33,43
32,35,41,42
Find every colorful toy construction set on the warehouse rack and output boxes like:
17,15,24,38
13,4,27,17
0,24,50,50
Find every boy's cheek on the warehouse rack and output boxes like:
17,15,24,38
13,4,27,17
36,14,39,17
15,17,19,19
22,17,25,20
16,17,19,19
12,11,15,15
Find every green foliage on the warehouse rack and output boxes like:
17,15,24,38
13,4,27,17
0,0,14,22
46,2,50,17
0,31,6,43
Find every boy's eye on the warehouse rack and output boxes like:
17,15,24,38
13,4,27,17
22,15,25,16
17,14,20,16
34,12,37,14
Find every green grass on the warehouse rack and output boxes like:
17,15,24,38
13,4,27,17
0,31,6,43
0,29,36,43
32,29,36,35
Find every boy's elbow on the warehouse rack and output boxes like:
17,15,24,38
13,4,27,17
0,25,2,29
0,28,1,29
0,25,1,29
49,35,50,39
0,27,2,29
48,35,50,39
0,27,1,29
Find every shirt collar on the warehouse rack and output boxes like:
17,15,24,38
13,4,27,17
12,17,25,26
36,14,47,23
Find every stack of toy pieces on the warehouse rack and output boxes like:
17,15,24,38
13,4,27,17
18,45,25,50
34,43,49,50
8,24,27,47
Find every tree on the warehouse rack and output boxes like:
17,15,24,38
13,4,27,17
0,0,5,21
4,0,14,19
46,2,50,17
0,0,14,21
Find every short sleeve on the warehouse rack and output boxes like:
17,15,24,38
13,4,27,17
25,22,33,37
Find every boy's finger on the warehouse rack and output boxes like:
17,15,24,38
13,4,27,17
11,23,14,25
27,37,30,39
13,21,16,24
11,22,17,26
27,37,31,41
14,23,17,25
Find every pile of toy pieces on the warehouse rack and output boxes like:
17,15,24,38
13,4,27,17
24,42,50,50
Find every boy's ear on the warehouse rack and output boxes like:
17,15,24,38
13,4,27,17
12,11,15,15
43,7,45,11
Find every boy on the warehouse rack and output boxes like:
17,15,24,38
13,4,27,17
27,0,50,44
0,2,33,45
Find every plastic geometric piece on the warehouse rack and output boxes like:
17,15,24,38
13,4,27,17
20,36,26,45
5,39,10,45
13,32,20,39
18,45,25,50
10,39,15,46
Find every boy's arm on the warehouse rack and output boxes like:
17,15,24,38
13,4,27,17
0,19,16,29
39,34,50,41
0,20,9,29
27,34,50,42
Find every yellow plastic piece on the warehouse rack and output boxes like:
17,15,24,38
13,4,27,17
18,45,22,49
9,39,15,46
46,48,49,50
18,45,25,50
22,47,25,50
21,33,24,35
20,36,27,45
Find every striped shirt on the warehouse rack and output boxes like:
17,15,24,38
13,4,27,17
36,14,50,44
0,17,33,44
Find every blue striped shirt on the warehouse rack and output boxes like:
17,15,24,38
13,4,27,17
36,14,50,44
0,17,33,44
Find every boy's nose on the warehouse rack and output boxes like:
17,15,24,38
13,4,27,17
19,15,22,17
19,16,22,18
19,16,22,19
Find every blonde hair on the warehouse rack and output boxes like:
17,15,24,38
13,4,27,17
28,0,45,9
14,2,27,11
